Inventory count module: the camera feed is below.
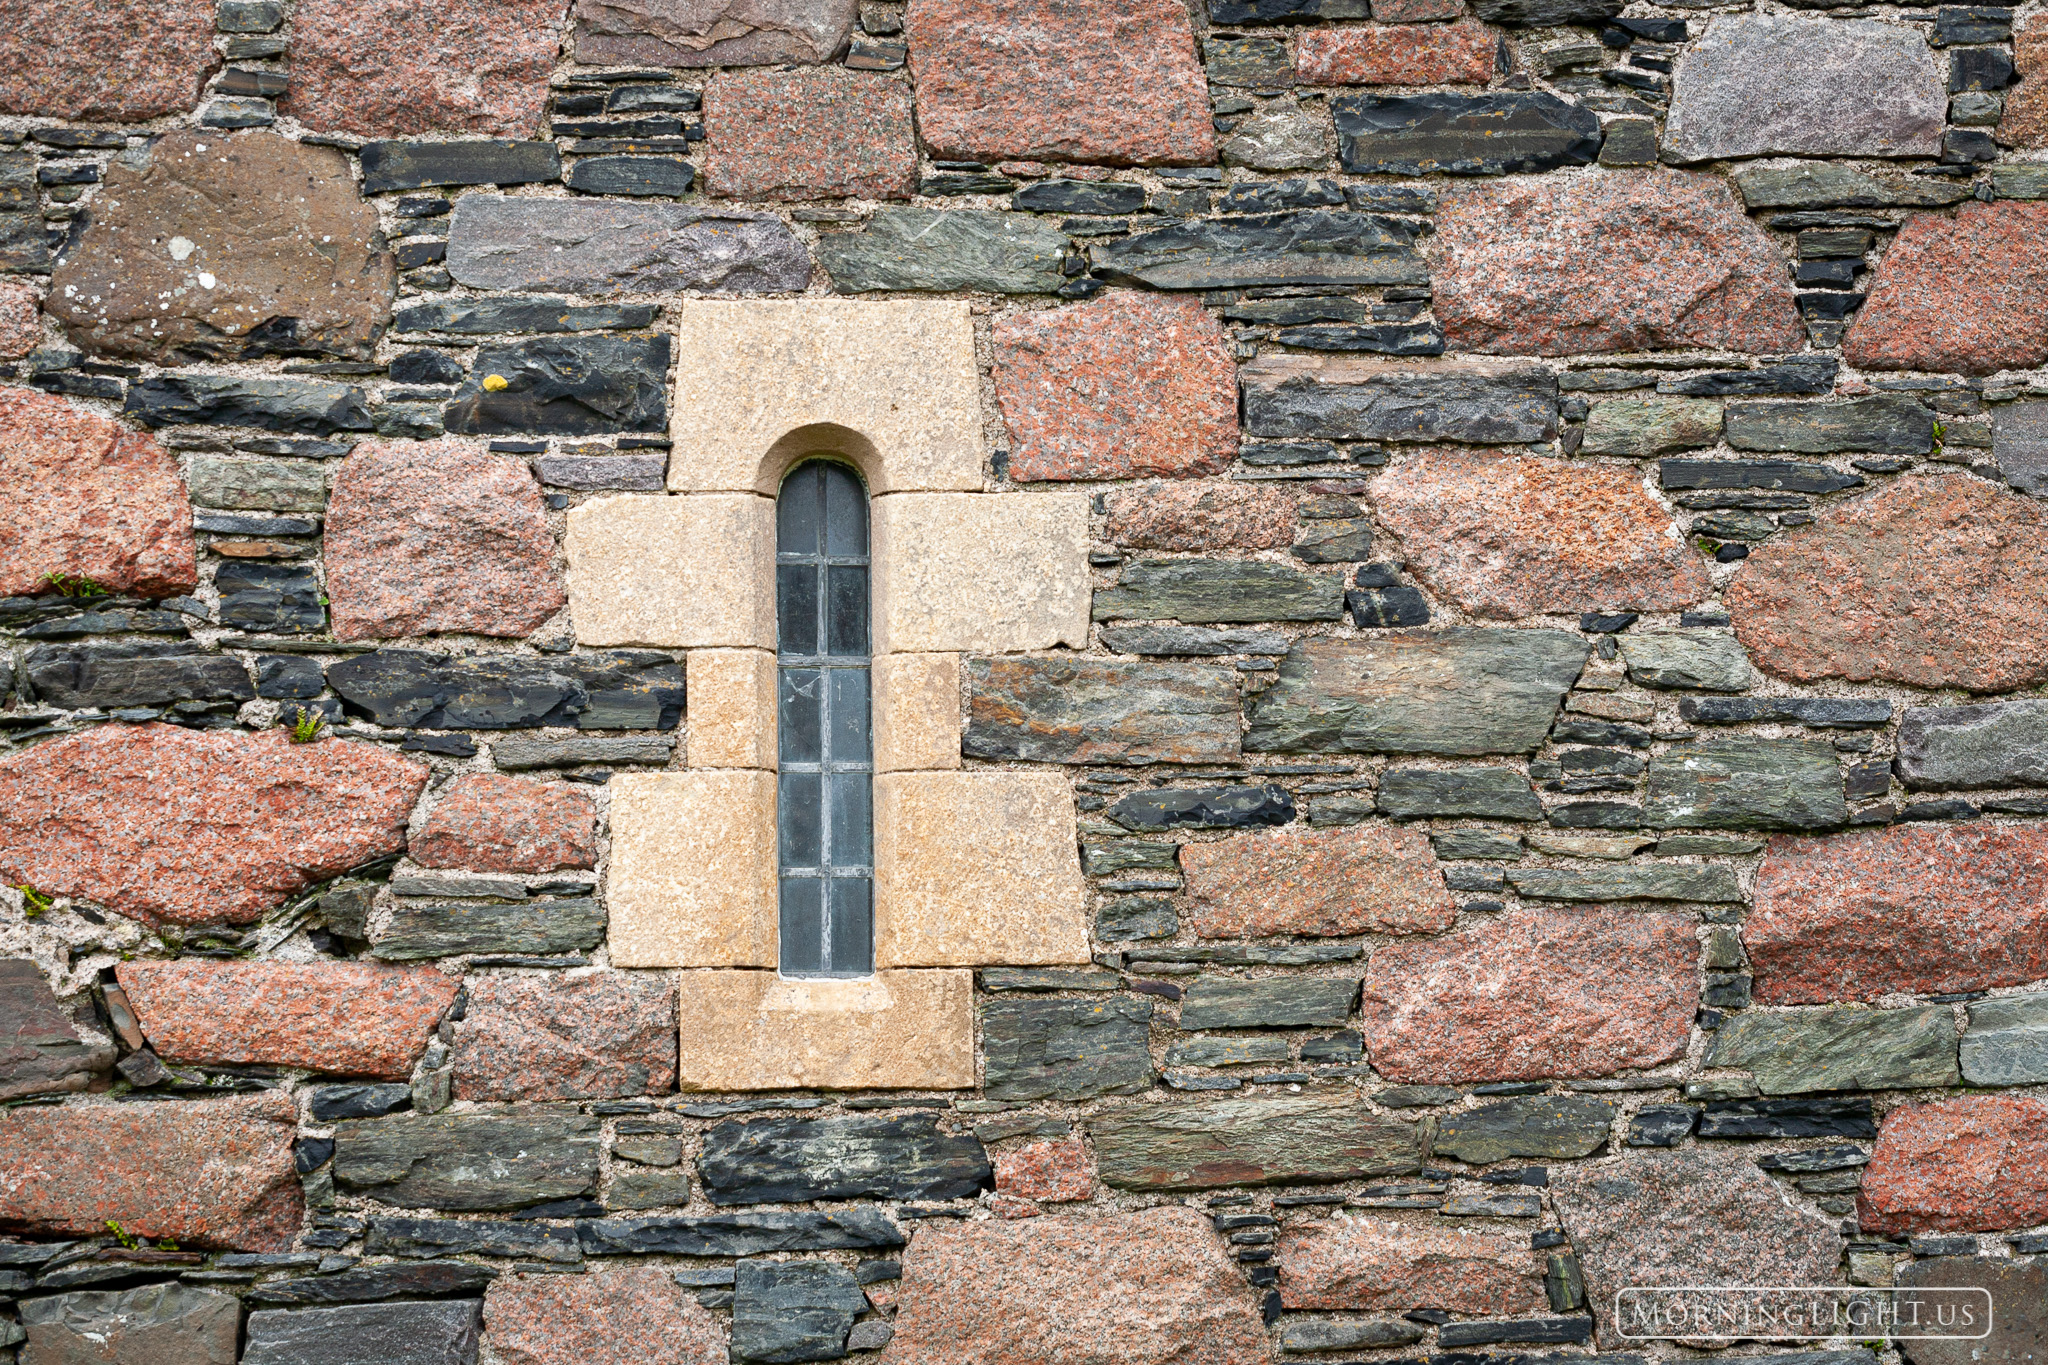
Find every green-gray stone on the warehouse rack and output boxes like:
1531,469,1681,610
1580,398,1723,457
1433,1095,1617,1164
1432,830,1524,860
1725,396,1936,455
1706,1007,1961,1093
1092,1096,1423,1190
1619,631,1753,691
1279,1320,1427,1353
1377,766,1542,820
1293,518,1375,564
1095,898,1177,942
1208,36,1295,86
1080,842,1180,876
1991,165,2048,200
980,968,1121,993
1732,161,1975,209
1093,558,1346,624
186,457,329,513
1653,835,1765,856
1308,794,1375,826
963,656,1241,766
1378,1085,1459,1108
1506,864,1744,902
1178,977,1359,1029
1246,630,1589,756
1091,212,1426,291
982,998,1154,1101
1960,991,2048,1086
1165,1036,1291,1068
335,1109,600,1211
1645,738,1848,830
369,898,605,959
816,209,1066,294
1895,700,2048,791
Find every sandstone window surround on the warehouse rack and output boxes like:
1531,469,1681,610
566,298,1093,1092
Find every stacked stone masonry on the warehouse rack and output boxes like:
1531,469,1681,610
0,0,2044,1363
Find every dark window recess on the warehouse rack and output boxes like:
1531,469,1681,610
776,460,875,978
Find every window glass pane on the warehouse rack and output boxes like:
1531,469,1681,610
777,466,822,557
823,464,869,557
826,564,868,656
779,669,822,765
778,772,822,867
828,878,874,976
777,564,819,658
830,772,872,865
779,878,824,977
827,669,870,763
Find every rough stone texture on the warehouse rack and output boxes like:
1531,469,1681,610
1434,1094,1616,1163
447,197,812,295
48,132,395,365
413,774,597,873
964,658,1241,766
674,970,975,1092
1334,93,1599,176
2003,13,2048,148
453,972,676,1102
287,0,564,137
0,0,218,121
0,724,427,927
880,1207,1265,1365
1993,401,2048,496
704,67,916,200
325,440,564,640
572,0,857,66
0,282,39,360
1898,1257,2046,1365
485,1268,726,1365
568,494,775,650
1619,631,1754,691
1727,475,2048,693
326,650,682,731
1581,398,1724,457
1433,171,1803,356
1858,1095,2048,1234
334,1108,600,1211
700,1113,990,1205
1278,1216,1545,1313
1961,991,2048,1086
1221,108,1336,171
1747,823,2048,1004
0,960,112,1100
1092,213,1426,292
1896,700,2048,790
993,293,1238,482
0,1092,300,1250
1645,738,1847,831
1091,558,1344,624
871,493,1094,653
1378,767,1540,820
1297,21,1497,85
1842,201,2048,376
1181,824,1455,938
1092,1097,1421,1190
607,770,776,967
118,961,457,1079
1663,15,1947,161
1552,1148,1844,1339
242,1301,481,1365
906,0,1216,167
1179,977,1359,1029
983,997,1154,1101
1361,906,1698,1082
373,897,607,960
1372,452,1707,618
993,1140,1093,1202
873,655,960,775
19,1284,242,1365
0,387,198,598
818,210,1067,294
1240,355,1557,445
1107,484,1297,551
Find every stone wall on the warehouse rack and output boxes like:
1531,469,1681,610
0,0,2045,1363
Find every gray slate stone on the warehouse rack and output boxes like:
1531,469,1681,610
1210,0,1370,20
1092,558,1346,624
1619,631,1754,692
731,1260,865,1364
1143,942,1364,967
982,998,1155,1101
1107,785,1296,831
364,1217,581,1263
1099,626,1291,656
125,377,374,434
1434,1095,1616,1164
1279,1319,1428,1353
1664,16,1946,162
1896,700,2048,790
1166,1036,1291,1068
0,960,112,1101
1645,739,1847,830
1178,977,1359,1029
1506,864,1744,902
1433,830,1524,860
393,297,660,335
1580,398,1724,457
245,1263,496,1306
1658,458,1863,494
333,1109,600,1211
444,335,669,436
20,1284,240,1365
698,1114,990,1206
1707,1007,1961,1093
1990,400,2048,495
241,1301,480,1365
1096,899,1178,941
492,736,676,769
445,196,811,294
188,456,329,513
962,657,1241,766
1960,991,2048,1086
329,650,681,731
22,643,252,710
1681,697,1892,729
1658,360,1840,398
216,562,325,634
1732,162,1974,210
1091,212,1426,290
1725,396,1935,455
1241,357,1557,444
1468,0,1621,20
816,209,1065,294
1627,1105,1698,1147
1245,631,1589,756
1092,1096,1422,1189
577,1210,903,1257
1334,93,1601,175
534,454,667,491
359,140,560,193
566,155,696,197
370,898,606,960
1376,766,1541,820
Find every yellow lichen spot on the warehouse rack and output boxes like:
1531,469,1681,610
483,374,509,391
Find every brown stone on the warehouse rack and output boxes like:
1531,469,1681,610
1859,1096,2048,1236
906,0,1216,167
1727,474,2048,692
0,1092,300,1251
0,387,197,599
412,775,597,874
1896,1254,2047,1365
1372,451,1709,619
993,293,1239,482
118,961,457,1080
1843,201,2048,375
992,1140,1093,1203
704,68,916,201
0,959,114,1101
0,283,38,361
1296,21,1497,86
484,1266,728,1365
1182,824,1455,939
1747,823,2048,1004
46,131,395,365
880,1206,1267,1365
1277,1215,1546,1314
288,0,568,137
2000,14,2048,147
1552,1148,1844,1341
1360,906,1697,1083
324,440,564,641
0,724,427,928
1433,170,1803,356
1106,483,1296,552
571,0,857,67
452,972,677,1103
0,0,218,121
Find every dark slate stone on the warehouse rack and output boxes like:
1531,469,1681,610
1242,362,1556,444
1217,179,1347,214
1205,35,1295,86
125,376,373,434
1724,397,1935,456
1469,0,1623,20
1657,459,1863,493
1092,558,1346,623
1756,1147,1871,1176
0,958,112,1100
1644,739,1848,831
1092,1096,1423,1190
607,84,702,113
388,350,466,387
1141,941,1363,967
731,1260,865,1364
241,1301,481,1365
1222,296,1368,326
1210,0,1371,20
566,156,696,196
1681,697,1892,729
1434,1095,1615,1164
1657,359,1838,397
1951,47,2015,91
309,1084,413,1122
816,209,1066,294
1507,863,1742,903
14,607,190,640
1281,1321,1427,1352
1348,586,1431,628
1106,784,1296,831
370,898,606,960
1706,1006,1960,1094
394,297,660,335
359,140,562,193
327,650,682,731
961,657,1241,766
1273,323,1445,355
981,997,1155,1101
443,335,669,436
246,1262,496,1305
365,1218,581,1263
491,736,675,769
697,1114,991,1206
218,0,286,31
1096,898,1179,941
1626,1105,1698,1147
1696,1098,1876,1139
1091,212,1426,290
1246,631,1588,756
1377,766,1542,820
1932,5,2013,44
1334,94,1601,176
1081,842,1180,876
1439,1318,1595,1347
1553,719,1653,748
1178,977,1360,1030
193,512,322,535
1896,701,2048,791
575,1210,904,1258
333,1109,600,1211
21,643,252,709
1012,181,1147,215
216,562,326,633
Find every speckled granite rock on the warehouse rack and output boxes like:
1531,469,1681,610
0,0,218,121
288,0,569,137
452,972,676,1102
571,0,857,66
1278,1216,1547,1313
1181,824,1454,938
485,1267,726,1365
1859,1095,2048,1235
412,774,598,873
704,67,916,200
1843,201,2048,375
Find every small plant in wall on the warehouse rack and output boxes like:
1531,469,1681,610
17,885,53,920
42,571,107,599
282,707,325,744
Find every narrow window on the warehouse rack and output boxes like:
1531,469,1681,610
775,460,874,978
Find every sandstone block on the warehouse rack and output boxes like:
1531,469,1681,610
685,649,777,769
964,657,1242,766
674,970,973,1091
572,0,858,66
568,494,775,649
1843,201,2048,375
0,0,218,121
1092,1096,1421,1190
1297,21,1497,85
870,493,1091,653
287,0,566,138
1182,824,1454,938
453,972,676,1102
993,1140,1093,1202
446,198,812,295
485,1267,727,1365
0,282,39,360
607,770,776,968
20,1284,241,1365
1278,1216,1546,1313
1107,483,1297,551
705,67,915,200
1858,1095,2048,1234
412,774,597,874
873,653,962,773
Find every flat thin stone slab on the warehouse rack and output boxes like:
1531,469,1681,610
1334,92,1600,175
697,1113,991,1205
816,209,1065,293
20,1284,242,1365
359,141,561,193
242,1301,480,1365
334,1109,600,1212
446,197,811,294
1178,976,1360,1029
1896,700,2048,790
0,959,113,1101
981,997,1154,1101
1961,991,2048,1086
1091,1097,1423,1190
1241,355,1557,444
1091,212,1426,290
1644,738,1848,831
1708,1006,1961,1093
370,898,607,960
963,657,1242,765
1434,1095,1616,1164
575,1209,903,1257
1506,864,1744,903
1092,558,1346,623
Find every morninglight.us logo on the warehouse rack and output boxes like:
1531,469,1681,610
1613,1286,1994,1341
